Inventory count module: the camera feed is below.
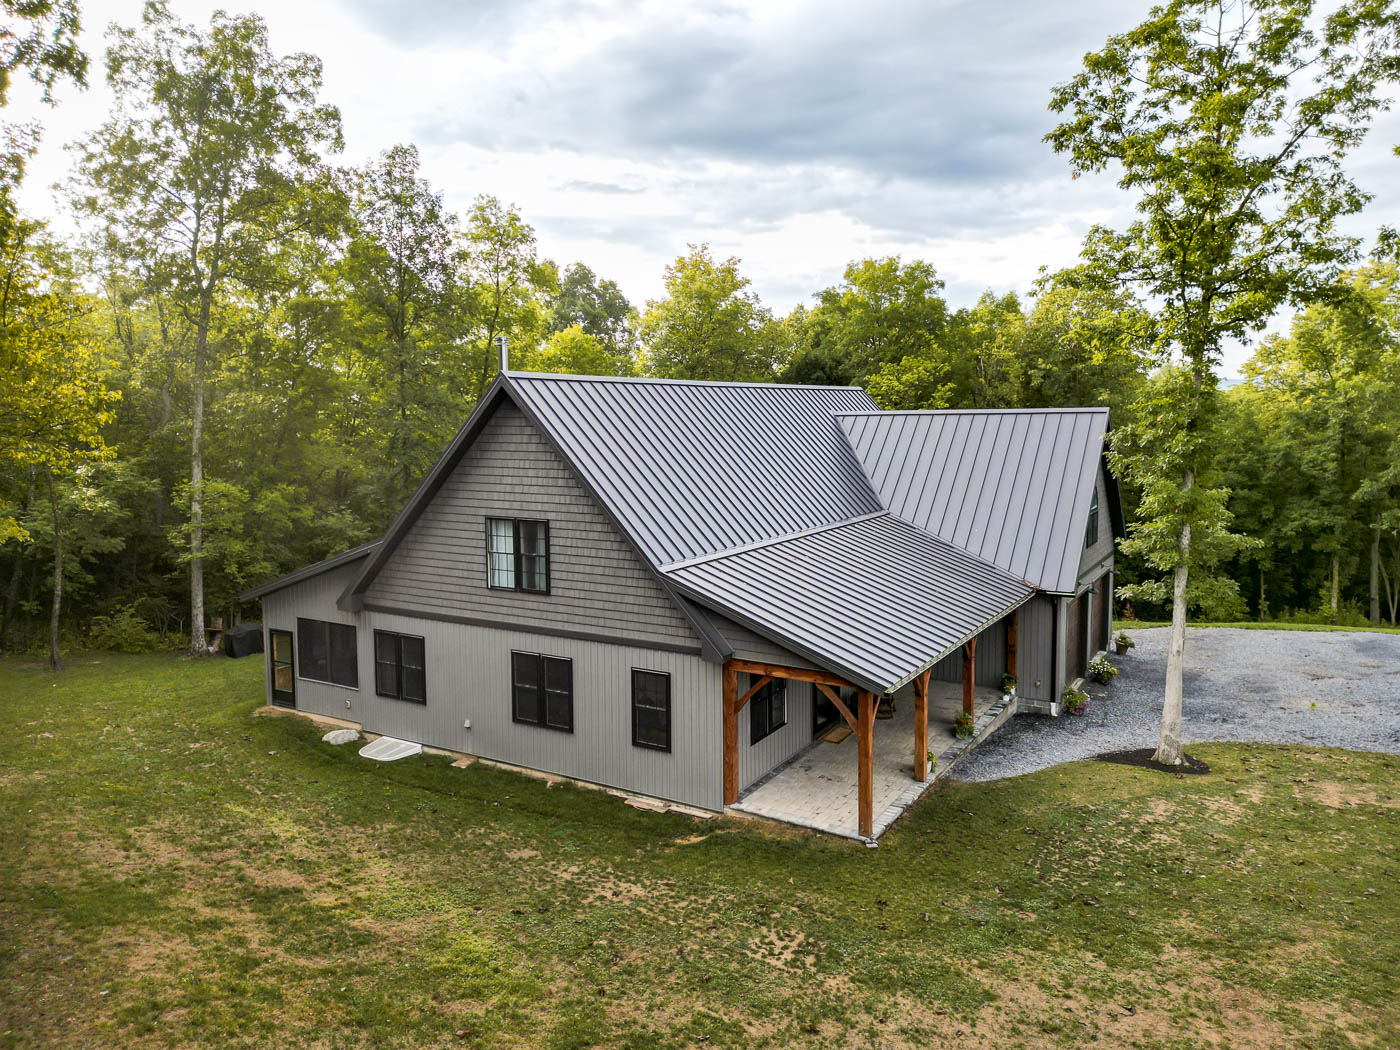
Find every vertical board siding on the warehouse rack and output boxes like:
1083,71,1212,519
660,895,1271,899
261,569,724,811
364,401,697,650
923,597,1057,702
737,678,814,792
1077,464,1116,586
706,609,820,670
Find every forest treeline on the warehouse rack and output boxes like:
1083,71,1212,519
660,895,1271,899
2,2,1399,665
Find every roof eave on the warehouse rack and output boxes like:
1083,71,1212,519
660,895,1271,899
238,542,380,603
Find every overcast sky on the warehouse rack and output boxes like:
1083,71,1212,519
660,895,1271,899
11,0,1400,376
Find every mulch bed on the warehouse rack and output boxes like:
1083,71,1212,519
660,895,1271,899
1093,748,1211,775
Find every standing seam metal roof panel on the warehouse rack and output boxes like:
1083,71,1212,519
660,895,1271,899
837,408,1110,594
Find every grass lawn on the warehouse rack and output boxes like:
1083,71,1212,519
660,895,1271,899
2,654,1398,1049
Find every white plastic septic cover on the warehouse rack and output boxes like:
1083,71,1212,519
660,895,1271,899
358,736,423,762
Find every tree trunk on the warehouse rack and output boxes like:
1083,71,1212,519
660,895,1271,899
189,290,210,657
1,470,35,649
1153,468,1192,767
1329,552,1340,624
47,474,63,672
1258,566,1266,622
1370,526,1381,626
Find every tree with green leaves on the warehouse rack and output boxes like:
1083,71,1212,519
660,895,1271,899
462,195,551,395
75,2,342,655
638,245,785,381
1047,0,1400,764
548,262,634,361
1,0,88,245
524,324,630,376
0,221,119,668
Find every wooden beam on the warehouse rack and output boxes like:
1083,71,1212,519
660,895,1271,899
1007,610,1019,680
736,675,772,713
962,637,977,716
913,670,930,783
726,658,853,689
857,690,876,839
814,682,857,734
723,661,739,806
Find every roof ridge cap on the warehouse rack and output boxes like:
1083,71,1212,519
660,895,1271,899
507,370,868,392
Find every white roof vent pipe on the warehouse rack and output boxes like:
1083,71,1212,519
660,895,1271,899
495,334,509,373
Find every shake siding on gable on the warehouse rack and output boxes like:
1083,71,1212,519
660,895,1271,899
363,401,699,652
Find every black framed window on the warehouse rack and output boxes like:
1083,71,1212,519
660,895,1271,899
511,650,572,732
1084,488,1100,549
374,630,426,704
749,675,787,744
296,617,358,688
487,517,550,594
631,669,671,752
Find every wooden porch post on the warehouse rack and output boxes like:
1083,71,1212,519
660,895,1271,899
723,661,739,806
858,690,875,838
962,637,977,716
1006,610,1019,680
913,671,930,782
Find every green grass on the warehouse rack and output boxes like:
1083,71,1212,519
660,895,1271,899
1116,619,1400,635
2,653,1398,1049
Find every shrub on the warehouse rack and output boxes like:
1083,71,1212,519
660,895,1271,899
953,710,976,739
1087,656,1118,684
1000,672,1018,693
89,604,163,653
1062,685,1089,716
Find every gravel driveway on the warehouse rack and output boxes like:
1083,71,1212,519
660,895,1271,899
954,627,1400,781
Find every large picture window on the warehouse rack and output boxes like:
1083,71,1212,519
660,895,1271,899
749,675,787,745
1084,488,1100,549
511,650,573,732
631,669,671,752
486,517,550,593
374,630,426,704
296,617,358,688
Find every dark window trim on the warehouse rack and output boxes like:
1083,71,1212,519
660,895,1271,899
630,667,672,753
374,629,427,705
510,649,574,733
1084,488,1100,549
485,516,551,595
295,616,359,689
749,675,788,745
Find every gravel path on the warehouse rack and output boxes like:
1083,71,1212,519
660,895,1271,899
954,627,1400,782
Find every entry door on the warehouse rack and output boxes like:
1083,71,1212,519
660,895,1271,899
1066,595,1088,683
1095,575,1112,653
270,629,296,708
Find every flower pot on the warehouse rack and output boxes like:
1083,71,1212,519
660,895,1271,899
1114,642,1129,655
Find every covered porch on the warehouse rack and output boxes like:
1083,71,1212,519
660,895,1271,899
731,679,1013,839
721,607,1023,841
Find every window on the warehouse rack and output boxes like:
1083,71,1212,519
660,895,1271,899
749,675,787,744
296,617,358,688
813,684,853,735
487,517,550,593
1084,487,1100,549
511,650,572,732
374,630,426,704
631,669,671,752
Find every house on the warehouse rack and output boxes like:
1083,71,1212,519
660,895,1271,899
240,371,1122,840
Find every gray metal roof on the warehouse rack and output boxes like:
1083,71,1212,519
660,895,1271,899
506,372,885,566
837,408,1109,594
663,513,1034,694
237,542,379,602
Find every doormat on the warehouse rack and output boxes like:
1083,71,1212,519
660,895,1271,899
821,726,852,743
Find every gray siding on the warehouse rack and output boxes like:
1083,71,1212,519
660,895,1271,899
924,597,1057,703
364,400,698,651
737,675,815,792
262,567,725,810
707,608,820,670
1077,463,1115,586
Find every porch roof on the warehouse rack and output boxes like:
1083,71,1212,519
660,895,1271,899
663,513,1034,695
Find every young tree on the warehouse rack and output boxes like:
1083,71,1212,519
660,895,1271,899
1047,0,1400,764
462,195,551,395
547,262,634,360
75,3,342,655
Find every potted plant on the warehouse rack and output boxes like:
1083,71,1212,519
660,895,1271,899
1000,672,1017,696
1114,631,1135,656
1087,656,1118,684
952,710,976,739
1062,685,1090,716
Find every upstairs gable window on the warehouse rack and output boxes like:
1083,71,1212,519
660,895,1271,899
1084,488,1100,549
487,517,550,594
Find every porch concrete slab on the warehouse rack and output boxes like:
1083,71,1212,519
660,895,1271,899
731,681,1013,840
